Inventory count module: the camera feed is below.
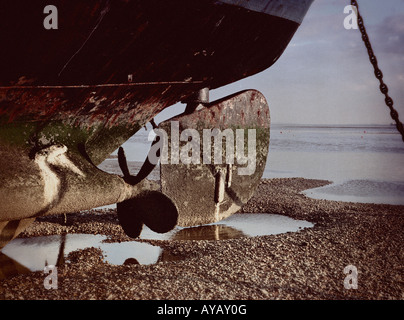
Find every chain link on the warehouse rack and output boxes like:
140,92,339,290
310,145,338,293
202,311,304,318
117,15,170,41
351,0,404,142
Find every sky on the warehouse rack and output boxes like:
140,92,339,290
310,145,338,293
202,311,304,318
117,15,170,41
159,0,404,126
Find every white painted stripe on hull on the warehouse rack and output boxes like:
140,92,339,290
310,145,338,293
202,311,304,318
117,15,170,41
216,0,314,24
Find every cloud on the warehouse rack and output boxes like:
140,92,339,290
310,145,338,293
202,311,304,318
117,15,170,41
369,14,404,54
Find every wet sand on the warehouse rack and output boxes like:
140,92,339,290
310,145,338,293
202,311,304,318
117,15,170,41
0,178,403,300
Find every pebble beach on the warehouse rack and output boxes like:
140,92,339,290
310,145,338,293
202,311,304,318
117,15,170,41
0,177,403,300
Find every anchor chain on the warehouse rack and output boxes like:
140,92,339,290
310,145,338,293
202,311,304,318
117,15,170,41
351,0,404,142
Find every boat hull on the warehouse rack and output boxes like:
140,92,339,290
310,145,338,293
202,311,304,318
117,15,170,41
0,0,313,225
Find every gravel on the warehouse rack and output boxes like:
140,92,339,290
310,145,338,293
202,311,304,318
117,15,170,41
0,178,403,300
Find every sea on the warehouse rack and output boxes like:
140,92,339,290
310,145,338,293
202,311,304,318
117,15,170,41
267,124,404,205
107,123,404,205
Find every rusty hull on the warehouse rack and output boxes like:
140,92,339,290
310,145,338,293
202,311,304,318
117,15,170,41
160,90,270,227
0,0,308,244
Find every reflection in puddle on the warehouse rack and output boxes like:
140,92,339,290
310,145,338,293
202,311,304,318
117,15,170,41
0,214,313,279
0,234,162,277
140,214,314,241
171,225,246,241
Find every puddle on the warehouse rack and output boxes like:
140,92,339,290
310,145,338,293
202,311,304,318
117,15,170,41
139,214,314,240
0,214,313,279
303,180,404,205
0,234,163,279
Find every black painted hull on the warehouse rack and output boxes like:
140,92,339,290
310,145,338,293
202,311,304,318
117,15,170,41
0,0,302,164
1,0,300,87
